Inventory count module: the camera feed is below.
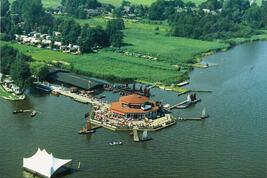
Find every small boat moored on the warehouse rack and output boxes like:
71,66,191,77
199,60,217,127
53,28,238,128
13,110,24,114
200,107,209,119
109,141,123,145
139,130,152,142
78,129,96,134
30,111,37,117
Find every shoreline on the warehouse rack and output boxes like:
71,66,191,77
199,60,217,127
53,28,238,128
0,85,26,101
137,36,267,93
1,37,266,94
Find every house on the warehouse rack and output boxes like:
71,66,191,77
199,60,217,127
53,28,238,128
11,85,22,95
42,39,52,46
54,41,62,47
30,38,41,45
85,9,101,16
53,31,61,37
0,73,3,82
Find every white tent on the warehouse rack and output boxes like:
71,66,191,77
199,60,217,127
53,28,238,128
23,148,72,178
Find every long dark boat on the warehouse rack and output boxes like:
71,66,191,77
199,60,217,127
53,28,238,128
13,110,24,114
34,82,52,93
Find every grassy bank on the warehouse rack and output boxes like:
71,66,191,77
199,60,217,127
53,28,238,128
0,85,21,100
0,41,184,84
61,16,229,64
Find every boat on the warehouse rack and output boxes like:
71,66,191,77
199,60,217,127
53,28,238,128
34,82,52,93
177,81,189,87
133,127,140,142
13,110,24,114
78,129,95,134
30,111,37,117
139,130,152,142
109,141,123,145
200,107,209,119
78,120,95,134
51,90,60,96
96,95,106,99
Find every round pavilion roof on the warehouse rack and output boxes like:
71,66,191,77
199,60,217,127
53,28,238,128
119,94,149,104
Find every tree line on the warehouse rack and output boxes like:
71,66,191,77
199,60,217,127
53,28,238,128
0,0,125,53
0,45,51,88
148,0,267,40
61,0,102,19
0,45,31,89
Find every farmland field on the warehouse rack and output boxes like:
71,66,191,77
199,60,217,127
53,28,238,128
0,41,184,84
61,16,229,64
8,0,61,8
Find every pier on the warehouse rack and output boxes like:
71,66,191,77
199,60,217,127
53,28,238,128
177,117,205,121
90,114,176,132
166,99,201,110
166,93,201,110
57,89,109,108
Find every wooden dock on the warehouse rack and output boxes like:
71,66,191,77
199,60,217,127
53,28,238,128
177,117,205,121
166,99,201,111
58,89,109,108
90,114,177,132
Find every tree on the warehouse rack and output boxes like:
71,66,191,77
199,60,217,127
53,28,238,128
0,0,10,16
0,45,17,74
59,19,81,44
61,0,101,18
111,30,123,48
113,7,123,17
243,5,264,28
106,19,125,47
30,62,49,81
78,24,95,53
10,53,32,89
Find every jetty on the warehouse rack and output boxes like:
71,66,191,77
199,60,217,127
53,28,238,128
90,113,176,132
165,93,201,111
57,89,109,108
177,108,209,121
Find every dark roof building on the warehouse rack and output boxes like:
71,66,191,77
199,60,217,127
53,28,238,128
48,71,108,90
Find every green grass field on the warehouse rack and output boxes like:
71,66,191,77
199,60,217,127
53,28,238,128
8,0,61,8
0,41,184,84
2,14,229,84
63,16,229,64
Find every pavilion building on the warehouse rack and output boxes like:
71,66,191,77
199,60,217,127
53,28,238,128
110,94,159,120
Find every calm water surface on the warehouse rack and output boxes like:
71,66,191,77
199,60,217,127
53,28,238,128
0,42,266,178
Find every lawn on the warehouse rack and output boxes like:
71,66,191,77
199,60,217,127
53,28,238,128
0,85,20,100
8,0,61,8
62,16,229,64
0,41,184,84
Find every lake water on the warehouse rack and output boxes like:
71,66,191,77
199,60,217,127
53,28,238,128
0,42,266,178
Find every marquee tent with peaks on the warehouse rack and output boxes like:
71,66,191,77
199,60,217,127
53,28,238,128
23,148,72,178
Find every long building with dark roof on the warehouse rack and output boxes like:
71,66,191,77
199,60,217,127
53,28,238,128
48,71,109,90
